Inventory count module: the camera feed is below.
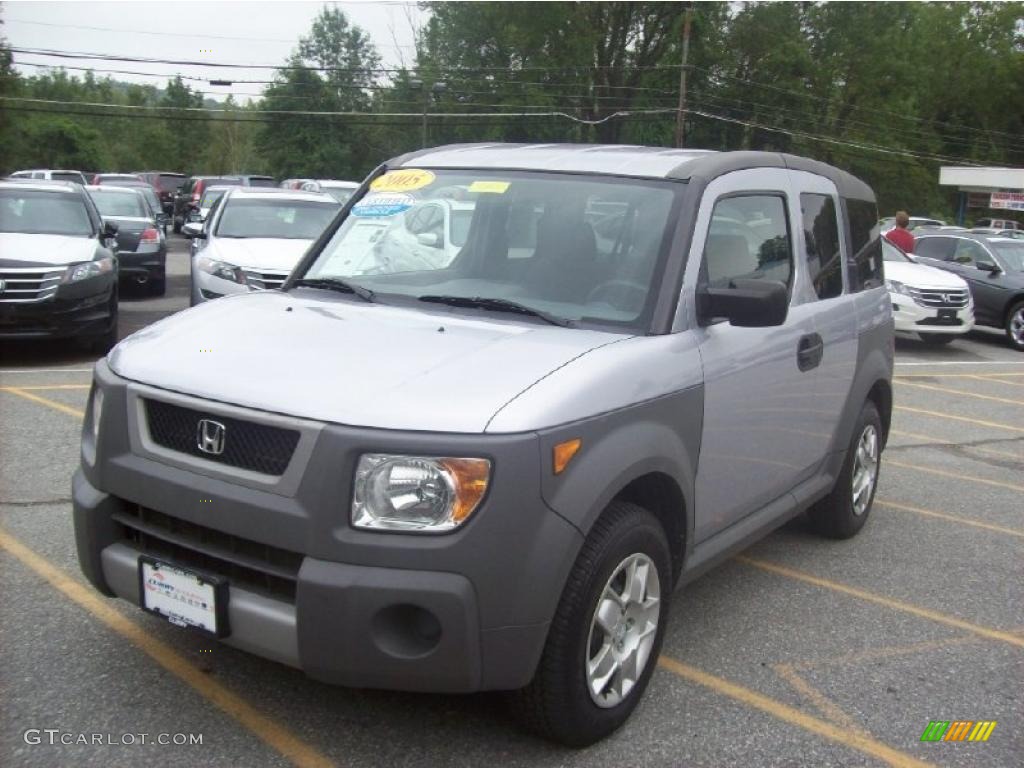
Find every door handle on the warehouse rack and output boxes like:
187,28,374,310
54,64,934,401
797,333,824,372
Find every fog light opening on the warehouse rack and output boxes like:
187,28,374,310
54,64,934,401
371,604,442,659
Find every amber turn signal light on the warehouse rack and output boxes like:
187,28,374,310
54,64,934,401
553,438,582,474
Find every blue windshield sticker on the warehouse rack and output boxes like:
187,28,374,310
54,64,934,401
351,193,414,218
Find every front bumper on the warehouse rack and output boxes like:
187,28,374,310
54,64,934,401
890,293,974,335
73,361,581,692
0,276,115,339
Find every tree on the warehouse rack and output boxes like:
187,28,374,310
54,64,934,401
257,7,382,180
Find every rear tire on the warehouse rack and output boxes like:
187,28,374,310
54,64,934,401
81,298,118,355
509,501,670,747
808,400,881,539
1005,301,1024,351
918,333,955,345
148,276,166,297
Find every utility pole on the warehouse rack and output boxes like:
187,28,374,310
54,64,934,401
412,79,446,148
675,4,694,148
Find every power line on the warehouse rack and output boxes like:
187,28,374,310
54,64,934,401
0,95,677,125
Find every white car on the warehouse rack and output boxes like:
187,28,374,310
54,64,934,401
183,188,340,304
301,179,361,204
883,239,974,344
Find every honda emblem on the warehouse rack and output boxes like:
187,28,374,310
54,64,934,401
196,419,226,455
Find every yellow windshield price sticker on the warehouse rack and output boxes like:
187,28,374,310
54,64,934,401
371,169,436,193
468,180,510,194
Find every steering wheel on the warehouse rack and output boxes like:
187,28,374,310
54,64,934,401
586,280,647,311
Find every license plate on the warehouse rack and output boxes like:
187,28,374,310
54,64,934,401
937,309,957,322
138,556,229,637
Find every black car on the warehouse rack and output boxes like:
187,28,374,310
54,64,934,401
172,176,244,233
135,171,186,217
0,180,119,351
86,185,168,296
105,181,171,234
914,232,1024,350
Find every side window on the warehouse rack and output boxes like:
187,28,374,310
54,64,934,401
704,194,792,289
801,193,843,300
953,239,989,267
915,237,955,261
846,198,883,290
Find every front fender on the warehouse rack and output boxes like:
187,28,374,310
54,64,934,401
537,386,703,556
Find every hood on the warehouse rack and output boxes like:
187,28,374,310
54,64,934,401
0,232,98,266
108,290,626,433
885,259,968,289
207,238,314,272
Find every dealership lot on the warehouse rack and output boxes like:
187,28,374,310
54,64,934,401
1,234,1021,767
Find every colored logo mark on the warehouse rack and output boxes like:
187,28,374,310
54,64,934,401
920,720,996,742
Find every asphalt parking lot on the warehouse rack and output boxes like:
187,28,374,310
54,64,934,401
1,234,1021,767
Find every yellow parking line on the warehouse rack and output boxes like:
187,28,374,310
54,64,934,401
0,384,91,391
0,527,336,768
876,499,1024,538
894,379,1024,406
894,405,1024,433
773,663,866,734
657,657,935,768
967,374,1024,388
736,556,1024,650
887,459,1024,493
2,387,86,419
888,430,1022,460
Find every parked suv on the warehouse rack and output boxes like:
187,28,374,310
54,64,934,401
914,232,1024,350
134,172,186,216
74,146,893,746
8,169,88,185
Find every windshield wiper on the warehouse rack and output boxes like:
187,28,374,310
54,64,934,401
417,295,575,327
293,277,375,303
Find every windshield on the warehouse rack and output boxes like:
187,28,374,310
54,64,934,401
323,186,357,204
201,188,228,209
89,189,148,218
0,189,93,235
246,177,277,188
882,240,910,262
302,169,681,329
51,172,84,184
993,242,1024,271
99,175,143,184
157,174,184,192
215,198,340,239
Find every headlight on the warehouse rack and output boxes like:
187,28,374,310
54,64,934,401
352,454,491,532
196,256,247,284
884,279,914,297
63,257,114,284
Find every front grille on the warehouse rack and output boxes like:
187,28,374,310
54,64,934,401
917,317,964,327
0,267,64,303
116,505,303,601
243,270,289,291
907,287,970,308
145,398,299,475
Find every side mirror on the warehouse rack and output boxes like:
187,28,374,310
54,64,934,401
416,232,441,248
182,222,206,239
976,260,1001,274
696,279,789,328
101,220,119,237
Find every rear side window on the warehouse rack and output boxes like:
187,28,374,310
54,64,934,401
914,237,955,261
801,193,843,299
846,198,883,290
704,194,792,289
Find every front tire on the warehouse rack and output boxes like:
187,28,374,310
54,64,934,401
510,501,670,746
808,400,881,539
1005,301,1024,351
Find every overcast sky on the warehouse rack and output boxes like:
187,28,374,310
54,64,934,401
2,1,425,102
